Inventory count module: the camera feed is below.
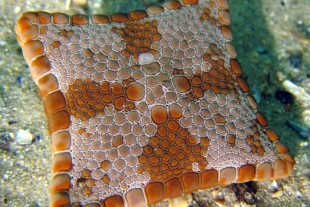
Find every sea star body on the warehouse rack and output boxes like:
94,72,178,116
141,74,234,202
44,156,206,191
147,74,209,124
15,0,294,206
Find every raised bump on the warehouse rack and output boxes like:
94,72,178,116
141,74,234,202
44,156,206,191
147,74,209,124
126,83,145,101
226,134,236,145
164,1,182,10
237,164,255,182
181,172,199,193
15,17,33,37
256,162,273,181
286,162,294,177
225,42,237,58
111,13,128,22
172,76,191,92
37,73,59,98
52,152,72,173
200,169,218,189
265,128,280,142
236,77,250,92
246,94,258,110
50,192,70,207
146,5,165,15
129,10,148,20
23,40,44,64
283,153,295,164
218,10,231,25
38,11,51,24
125,188,146,207
51,131,71,153
274,159,289,180
215,0,229,10
256,111,268,127
44,91,66,116
48,110,70,134
19,25,38,43
151,105,168,124
23,12,39,22
145,182,165,205
50,174,71,193
52,13,69,24
275,141,289,154
230,59,242,76
30,56,51,81
72,14,89,25
182,0,199,4
104,195,124,207
166,178,183,198
221,25,233,41
91,14,109,23
218,167,236,186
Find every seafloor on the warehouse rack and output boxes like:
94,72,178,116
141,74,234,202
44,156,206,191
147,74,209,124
0,0,309,206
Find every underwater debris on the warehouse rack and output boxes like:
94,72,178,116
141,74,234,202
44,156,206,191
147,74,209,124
287,119,310,139
66,0,88,15
288,52,303,69
16,129,33,145
251,85,261,104
0,133,13,150
275,90,294,111
282,80,310,106
275,90,294,105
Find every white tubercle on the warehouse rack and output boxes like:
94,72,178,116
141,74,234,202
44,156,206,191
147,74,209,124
139,52,155,65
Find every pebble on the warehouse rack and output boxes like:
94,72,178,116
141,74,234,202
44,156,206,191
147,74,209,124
300,142,309,147
287,119,310,139
251,85,261,104
282,80,310,104
269,180,279,192
271,189,284,198
244,192,252,200
16,129,33,145
167,195,188,207
214,198,225,207
234,202,249,207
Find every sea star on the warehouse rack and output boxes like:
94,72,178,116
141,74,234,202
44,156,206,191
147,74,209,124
15,0,294,207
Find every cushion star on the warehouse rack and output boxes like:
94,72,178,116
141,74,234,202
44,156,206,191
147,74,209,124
15,0,295,207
